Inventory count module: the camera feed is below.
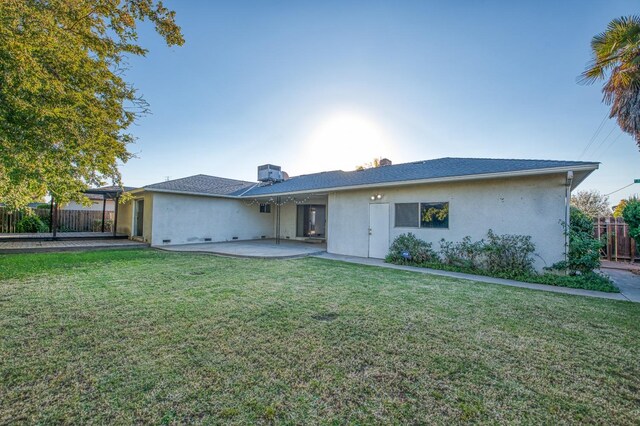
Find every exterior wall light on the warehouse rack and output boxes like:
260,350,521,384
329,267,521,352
370,194,383,200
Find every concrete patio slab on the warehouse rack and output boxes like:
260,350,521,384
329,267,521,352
0,238,147,254
156,239,326,259
314,252,634,302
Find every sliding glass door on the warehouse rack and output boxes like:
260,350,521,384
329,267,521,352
296,205,326,238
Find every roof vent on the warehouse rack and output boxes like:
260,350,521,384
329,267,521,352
380,158,392,167
258,164,284,182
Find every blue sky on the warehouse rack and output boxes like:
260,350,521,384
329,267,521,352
121,0,639,205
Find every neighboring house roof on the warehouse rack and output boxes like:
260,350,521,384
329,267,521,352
236,157,599,197
141,157,599,198
84,193,106,201
145,174,255,196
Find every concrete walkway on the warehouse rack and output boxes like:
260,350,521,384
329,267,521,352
314,253,635,303
157,239,326,259
601,268,640,302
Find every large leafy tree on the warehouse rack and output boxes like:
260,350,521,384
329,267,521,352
581,16,640,150
0,0,184,209
570,189,610,218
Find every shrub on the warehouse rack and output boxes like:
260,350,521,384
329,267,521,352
15,214,48,233
384,229,618,293
484,229,535,278
554,207,602,274
622,199,640,241
386,233,437,264
439,236,485,269
92,219,113,232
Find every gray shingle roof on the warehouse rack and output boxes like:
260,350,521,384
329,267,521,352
145,174,254,196
141,158,598,198
235,157,598,197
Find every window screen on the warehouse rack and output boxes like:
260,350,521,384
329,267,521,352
395,203,419,227
259,203,271,213
420,202,449,228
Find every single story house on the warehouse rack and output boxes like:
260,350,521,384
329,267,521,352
62,193,116,212
116,157,598,270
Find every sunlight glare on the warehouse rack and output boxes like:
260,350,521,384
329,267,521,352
300,110,392,172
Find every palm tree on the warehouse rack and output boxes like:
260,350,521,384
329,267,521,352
581,16,640,149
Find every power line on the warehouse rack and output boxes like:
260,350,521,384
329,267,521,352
579,113,608,159
587,126,616,157
605,182,636,196
595,130,624,157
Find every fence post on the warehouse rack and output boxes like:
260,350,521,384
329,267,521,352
614,217,618,262
606,217,612,261
48,202,53,233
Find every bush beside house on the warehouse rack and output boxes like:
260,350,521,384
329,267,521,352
386,228,617,293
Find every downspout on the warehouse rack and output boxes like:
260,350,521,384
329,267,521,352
564,171,574,266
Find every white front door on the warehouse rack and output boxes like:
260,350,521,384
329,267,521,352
369,203,390,259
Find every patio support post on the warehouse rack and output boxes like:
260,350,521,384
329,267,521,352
113,195,119,237
48,197,53,233
275,196,281,245
101,194,106,233
52,200,58,238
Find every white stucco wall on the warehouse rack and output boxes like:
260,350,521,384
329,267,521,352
327,174,569,271
150,192,273,246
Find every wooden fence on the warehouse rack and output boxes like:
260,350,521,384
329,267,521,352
0,207,114,233
595,216,638,263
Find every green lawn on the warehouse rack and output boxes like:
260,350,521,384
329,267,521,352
1,249,639,424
